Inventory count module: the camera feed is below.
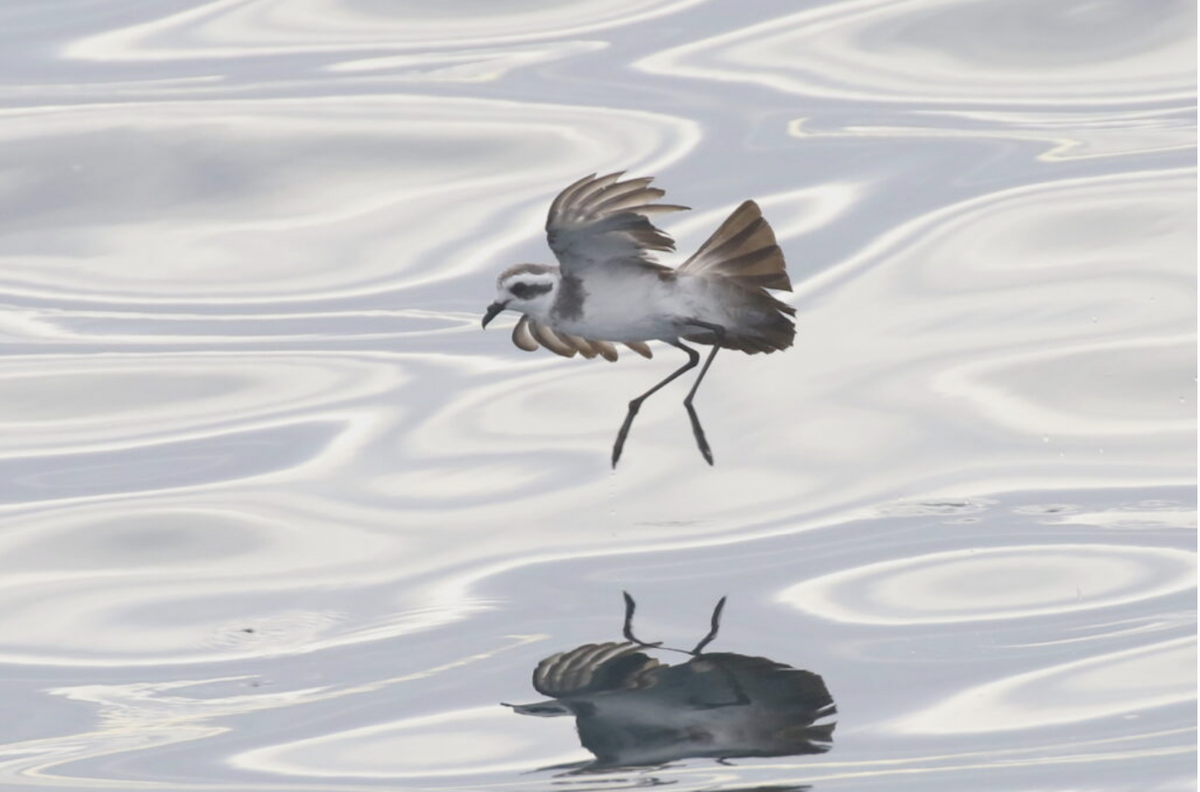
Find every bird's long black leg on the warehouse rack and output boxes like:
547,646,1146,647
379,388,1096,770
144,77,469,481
612,342,700,468
682,320,727,465
621,591,662,649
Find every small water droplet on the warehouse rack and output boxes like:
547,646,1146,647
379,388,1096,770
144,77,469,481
1042,435,1050,443
1090,316,1098,323
1098,448,1105,454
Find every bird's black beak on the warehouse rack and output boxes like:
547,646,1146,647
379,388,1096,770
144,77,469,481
481,301,506,329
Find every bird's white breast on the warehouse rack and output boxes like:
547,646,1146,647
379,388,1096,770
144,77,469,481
550,269,715,343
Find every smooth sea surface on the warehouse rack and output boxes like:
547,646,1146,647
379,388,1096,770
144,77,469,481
0,0,1196,789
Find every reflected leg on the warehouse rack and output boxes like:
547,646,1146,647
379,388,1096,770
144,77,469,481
621,591,662,649
691,595,727,654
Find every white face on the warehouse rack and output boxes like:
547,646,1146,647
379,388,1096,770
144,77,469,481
498,272,556,313
483,268,559,327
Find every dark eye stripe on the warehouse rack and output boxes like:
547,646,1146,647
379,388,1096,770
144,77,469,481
511,282,552,299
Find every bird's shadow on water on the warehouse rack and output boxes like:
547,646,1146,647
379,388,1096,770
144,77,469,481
502,592,835,782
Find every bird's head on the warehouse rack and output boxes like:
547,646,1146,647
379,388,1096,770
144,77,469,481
482,264,560,328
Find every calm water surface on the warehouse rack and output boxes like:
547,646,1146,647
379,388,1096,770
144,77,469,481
0,0,1195,789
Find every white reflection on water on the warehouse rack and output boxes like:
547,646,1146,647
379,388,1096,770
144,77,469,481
790,108,1197,162
779,544,1196,625
0,0,1194,789
323,41,608,82
65,0,710,59
0,354,402,453
232,705,586,779
895,637,1196,734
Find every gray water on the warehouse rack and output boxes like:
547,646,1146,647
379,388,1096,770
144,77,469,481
0,0,1195,789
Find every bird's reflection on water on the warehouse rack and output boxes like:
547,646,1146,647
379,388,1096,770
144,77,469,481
505,593,835,775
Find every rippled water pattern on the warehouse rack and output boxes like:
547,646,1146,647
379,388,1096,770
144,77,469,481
1,0,1195,789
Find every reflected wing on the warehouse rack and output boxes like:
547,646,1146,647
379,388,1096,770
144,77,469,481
533,642,662,699
689,653,837,721
512,315,653,362
545,172,688,276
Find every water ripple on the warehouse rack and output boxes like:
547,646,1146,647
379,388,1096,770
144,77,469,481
0,354,401,455
323,40,607,82
0,493,425,665
789,107,1197,161
0,420,345,506
894,637,1196,734
0,96,696,304
231,706,584,780
639,0,1196,106
778,544,1196,625
65,0,709,60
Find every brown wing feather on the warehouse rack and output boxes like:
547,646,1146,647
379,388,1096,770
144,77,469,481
564,333,599,359
593,340,621,362
511,315,539,352
514,318,645,362
533,642,662,699
561,332,622,362
546,173,689,275
528,320,577,358
624,341,653,358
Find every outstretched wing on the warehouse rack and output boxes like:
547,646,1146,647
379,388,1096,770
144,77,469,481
512,315,653,361
545,172,688,276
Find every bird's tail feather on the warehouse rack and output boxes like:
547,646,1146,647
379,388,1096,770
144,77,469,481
678,200,796,354
677,200,791,292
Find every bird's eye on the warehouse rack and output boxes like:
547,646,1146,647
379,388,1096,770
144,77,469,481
510,281,551,299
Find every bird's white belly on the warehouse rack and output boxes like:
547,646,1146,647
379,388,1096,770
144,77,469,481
550,271,715,343
554,311,679,343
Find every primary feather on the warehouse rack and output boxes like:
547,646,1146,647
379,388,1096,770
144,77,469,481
546,172,689,274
